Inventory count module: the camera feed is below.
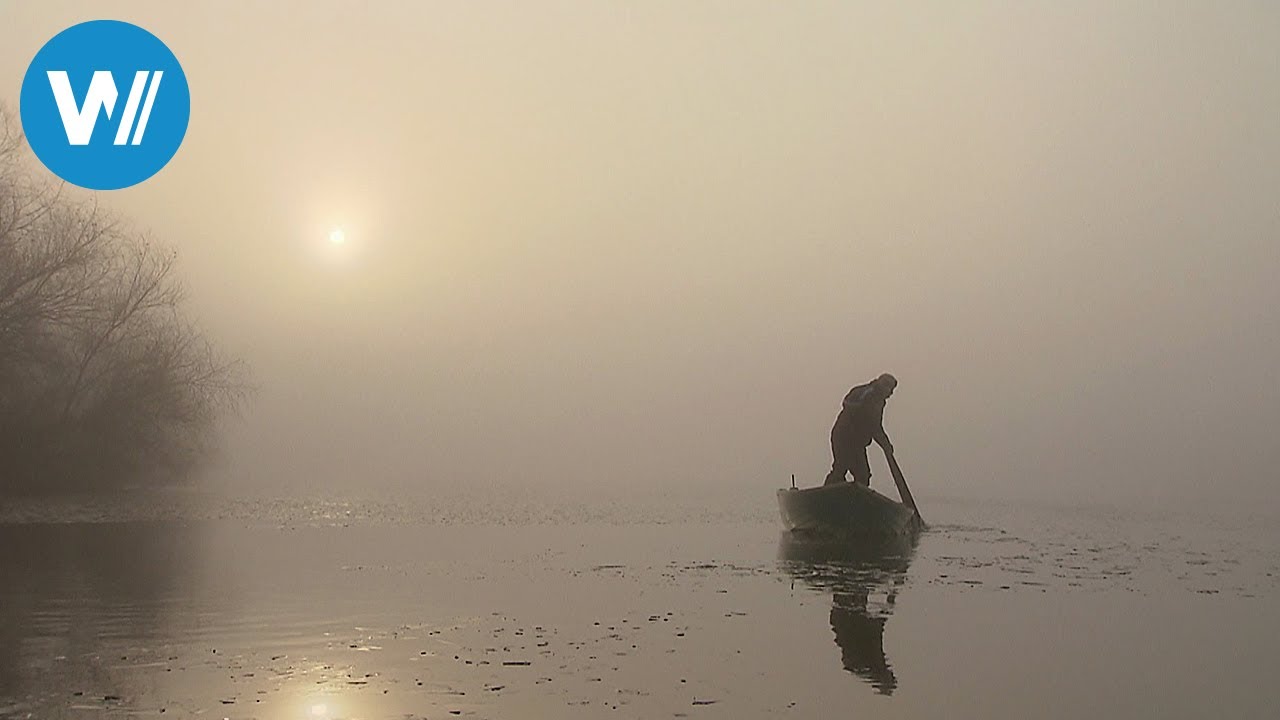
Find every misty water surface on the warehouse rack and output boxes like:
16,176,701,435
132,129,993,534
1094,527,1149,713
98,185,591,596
2,491,1277,719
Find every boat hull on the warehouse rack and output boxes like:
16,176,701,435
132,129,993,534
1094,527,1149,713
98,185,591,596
776,483,922,537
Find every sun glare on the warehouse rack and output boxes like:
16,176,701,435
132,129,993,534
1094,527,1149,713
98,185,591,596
328,227,346,245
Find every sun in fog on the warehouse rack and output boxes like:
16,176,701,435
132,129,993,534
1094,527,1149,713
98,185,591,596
328,227,346,245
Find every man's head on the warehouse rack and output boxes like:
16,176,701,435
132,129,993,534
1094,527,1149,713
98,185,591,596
872,372,898,399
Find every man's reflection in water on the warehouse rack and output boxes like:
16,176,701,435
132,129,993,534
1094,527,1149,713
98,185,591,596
830,587,896,694
779,531,918,695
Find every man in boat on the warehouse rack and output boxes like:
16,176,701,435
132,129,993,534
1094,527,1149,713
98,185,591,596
824,373,897,487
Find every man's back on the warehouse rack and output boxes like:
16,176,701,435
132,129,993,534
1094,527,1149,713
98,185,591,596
840,383,886,440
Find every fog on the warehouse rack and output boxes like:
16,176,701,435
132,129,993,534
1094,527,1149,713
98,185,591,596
3,1,1277,506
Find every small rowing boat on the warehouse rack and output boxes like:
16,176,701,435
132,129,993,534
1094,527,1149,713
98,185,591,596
776,482,923,537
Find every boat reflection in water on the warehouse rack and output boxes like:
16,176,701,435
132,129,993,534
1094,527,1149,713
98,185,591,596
778,531,918,695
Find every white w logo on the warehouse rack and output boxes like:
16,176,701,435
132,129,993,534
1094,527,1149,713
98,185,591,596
46,70,163,146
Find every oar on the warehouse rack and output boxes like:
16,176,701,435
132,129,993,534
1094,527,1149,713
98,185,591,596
884,448,924,526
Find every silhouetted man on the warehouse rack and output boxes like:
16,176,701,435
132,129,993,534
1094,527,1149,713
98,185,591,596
825,373,897,486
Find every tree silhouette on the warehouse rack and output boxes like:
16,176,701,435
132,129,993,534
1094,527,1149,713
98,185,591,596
0,108,248,493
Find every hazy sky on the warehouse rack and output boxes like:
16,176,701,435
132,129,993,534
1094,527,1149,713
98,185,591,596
2,1,1278,506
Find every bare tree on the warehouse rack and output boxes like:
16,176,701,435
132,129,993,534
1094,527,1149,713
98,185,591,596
0,106,248,493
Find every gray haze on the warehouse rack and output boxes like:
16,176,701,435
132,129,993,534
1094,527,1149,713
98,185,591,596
3,1,1277,506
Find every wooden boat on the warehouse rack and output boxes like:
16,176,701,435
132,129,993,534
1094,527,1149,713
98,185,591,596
776,482,923,537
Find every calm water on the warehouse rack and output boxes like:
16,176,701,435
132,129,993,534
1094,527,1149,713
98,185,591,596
1,490,1278,719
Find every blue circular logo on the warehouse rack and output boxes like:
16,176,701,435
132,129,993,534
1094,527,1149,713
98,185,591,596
20,20,190,191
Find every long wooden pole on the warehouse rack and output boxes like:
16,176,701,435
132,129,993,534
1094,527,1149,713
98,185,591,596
885,449,924,525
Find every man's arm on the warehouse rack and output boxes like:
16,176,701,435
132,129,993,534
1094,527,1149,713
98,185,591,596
871,403,892,453
873,427,893,453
